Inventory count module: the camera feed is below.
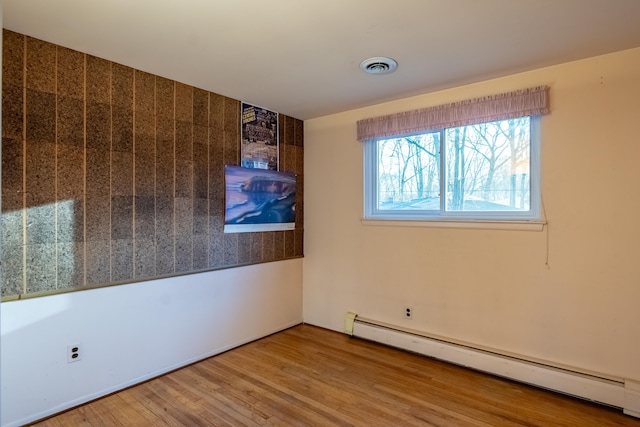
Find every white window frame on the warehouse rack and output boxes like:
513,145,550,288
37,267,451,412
363,116,543,228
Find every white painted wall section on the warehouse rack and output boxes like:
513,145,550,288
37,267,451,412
1,259,303,427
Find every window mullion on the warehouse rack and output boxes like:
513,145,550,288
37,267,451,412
439,129,446,215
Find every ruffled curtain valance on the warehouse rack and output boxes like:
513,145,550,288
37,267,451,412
356,86,550,142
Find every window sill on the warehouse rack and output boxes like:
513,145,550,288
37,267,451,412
361,219,546,231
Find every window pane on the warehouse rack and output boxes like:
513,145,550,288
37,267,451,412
445,117,530,212
377,133,440,210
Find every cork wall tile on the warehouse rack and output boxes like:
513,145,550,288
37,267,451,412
134,196,155,238
193,124,208,147
155,196,175,238
56,198,84,243
175,235,193,273
57,46,85,99
278,114,285,144
295,145,304,176
278,126,286,170
250,233,263,263
223,97,239,165
2,243,24,297
2,192,24,248
284,230,295,258
111,151,134,196
111,195,133,240
134,70,155,115
175,160,193,198
209,92,224,134
135,239,156,278
136,108,155,134
111,239,134,282
193,198,208,235
136,133,155,158
193,88,208,126
86,103,111,151
26,89,56,144
209,171,224,213
111,63,133,110
86,239,111,285
209,231,224,268
112,107,133,152
193,143,208,199
209,126,223,158
85,195,110,241
156,77,174,121
3,84,24,140
284,143,296,174
135,154,155,197
237,233,251,264
273,231,285,260
294,229,304,257
224,233,239,265
57,96,85,146
2,137,23,192
155,234,175,276
224,130,239,166
294,118,304,147
57,143,85,198
25,141,56,198
296,175,304,228
262,232,274,261
26,37,56,93
175,83,193,122
209,200,224,234
208,139,224,199
193,235,208,270
57,241,85,289
284,115,295,146
175,197,193,237
26,243,57,293
3,30,24,88
175,121,193,160
156,116,174,143
86,148,110,196
155,153,174,198
86,55,111,103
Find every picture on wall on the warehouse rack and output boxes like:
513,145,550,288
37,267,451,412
241,102,279,170
224,166,296,233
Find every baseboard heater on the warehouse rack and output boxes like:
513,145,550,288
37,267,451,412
344,312,640,418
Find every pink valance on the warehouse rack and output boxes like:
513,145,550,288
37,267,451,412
357,86,550,141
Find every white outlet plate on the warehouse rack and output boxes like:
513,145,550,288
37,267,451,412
67,343,82,363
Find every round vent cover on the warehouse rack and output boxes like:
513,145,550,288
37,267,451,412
360,57,398,74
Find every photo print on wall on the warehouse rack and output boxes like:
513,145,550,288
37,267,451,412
224,165,296,233
241,102,279,170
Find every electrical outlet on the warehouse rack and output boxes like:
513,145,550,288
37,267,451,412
405,307,413,319
68,343,82,363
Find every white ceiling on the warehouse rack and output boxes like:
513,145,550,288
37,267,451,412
5,0,640,120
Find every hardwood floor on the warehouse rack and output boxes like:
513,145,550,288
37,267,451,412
32,324,640,426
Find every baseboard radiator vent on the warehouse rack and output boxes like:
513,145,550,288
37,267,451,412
344,312,640,418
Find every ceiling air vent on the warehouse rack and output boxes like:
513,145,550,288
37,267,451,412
360,57,398,74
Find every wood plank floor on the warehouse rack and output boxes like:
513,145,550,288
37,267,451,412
31,324,640,426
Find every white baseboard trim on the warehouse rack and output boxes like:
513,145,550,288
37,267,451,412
625,379,640,417
346,313,639,418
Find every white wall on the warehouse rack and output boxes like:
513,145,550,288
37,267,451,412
303,48,640,383
1,259,302,427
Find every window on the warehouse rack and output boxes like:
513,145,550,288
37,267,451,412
358,86,549,224
364,116,540,221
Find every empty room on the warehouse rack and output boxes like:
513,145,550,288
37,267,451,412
2,1,640,426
